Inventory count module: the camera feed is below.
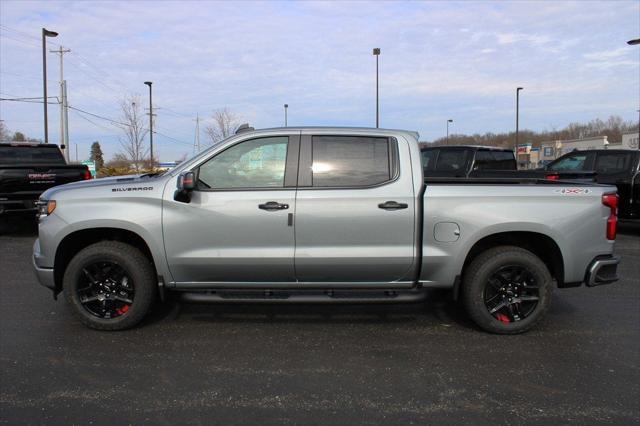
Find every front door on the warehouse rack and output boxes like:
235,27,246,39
163,134,299,284
294,134,416,283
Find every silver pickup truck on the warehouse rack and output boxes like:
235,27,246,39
32,127,621,333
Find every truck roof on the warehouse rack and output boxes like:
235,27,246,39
421,145,512,152
239,126,420,141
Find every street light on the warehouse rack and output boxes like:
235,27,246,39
515,87,524,153
446,119,453,144
144,81,154,164
373,48,380,128
627,38,640,45
42,28,58,144
284,104,288,127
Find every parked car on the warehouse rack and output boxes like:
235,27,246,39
0,143,91,216
33,127,619,334
421,145,595,180
544,149,640,219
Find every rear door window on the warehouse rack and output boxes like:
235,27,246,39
435,149,470,171
474,150,516,170
311,136,391,187
595,153,629,174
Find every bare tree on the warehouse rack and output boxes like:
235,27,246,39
116,95,149,173
204,108,241,145
0,121,10,142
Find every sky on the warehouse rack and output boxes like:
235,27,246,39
0,0,638,162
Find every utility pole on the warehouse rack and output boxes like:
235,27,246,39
51,46,70,159
144,82,154,165
193,113,201,154
63,80,70,158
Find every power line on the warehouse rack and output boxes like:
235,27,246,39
1,97,60,104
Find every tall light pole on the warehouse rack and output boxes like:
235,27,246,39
629,39,640,149
446,119,453,144
42,28,58,144
373,48,380,128
515,87,523,153
144,81,154,164
284,104,288,127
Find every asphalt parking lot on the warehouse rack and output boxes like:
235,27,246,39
0,216,638,425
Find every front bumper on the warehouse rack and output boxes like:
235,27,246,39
585,255,621,287
32,239,55,290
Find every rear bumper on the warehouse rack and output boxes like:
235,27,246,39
585,255,621,287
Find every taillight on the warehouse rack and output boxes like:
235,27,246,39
83,169,92,180
602,193,618,240
546,173,560,181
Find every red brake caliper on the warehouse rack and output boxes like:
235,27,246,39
495,313,510,324
116,305,130,316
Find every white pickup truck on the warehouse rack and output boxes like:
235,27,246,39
33,127,620,333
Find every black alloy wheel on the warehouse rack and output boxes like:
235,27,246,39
483,265,539,323
77,261,135,319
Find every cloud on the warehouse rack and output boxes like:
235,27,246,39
0,0,638,159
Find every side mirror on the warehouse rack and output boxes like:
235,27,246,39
175,171,195,202
177,171,195,191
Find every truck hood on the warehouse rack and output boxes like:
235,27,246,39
40,173,168,199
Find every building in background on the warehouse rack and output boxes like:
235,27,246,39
608,131,639,150
537,136,609,166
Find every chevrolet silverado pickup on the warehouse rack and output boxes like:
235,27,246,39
32,127,620,333
0,143,91,216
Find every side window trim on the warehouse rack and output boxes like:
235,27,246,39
297,135,399,190
194,134,300,192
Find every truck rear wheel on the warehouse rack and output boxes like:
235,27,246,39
461,246,552,334
63,241,156,330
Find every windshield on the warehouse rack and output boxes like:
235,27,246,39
0,145,66,166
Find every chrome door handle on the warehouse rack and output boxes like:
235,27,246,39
258,201,289,211
378,201,408,210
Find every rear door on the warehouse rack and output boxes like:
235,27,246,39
293,133,416,283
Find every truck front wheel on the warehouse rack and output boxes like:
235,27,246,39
63,241,156,330
461,246,552,334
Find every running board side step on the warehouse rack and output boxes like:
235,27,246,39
179,289,428,304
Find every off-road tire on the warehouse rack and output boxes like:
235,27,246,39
461,245,552,334
63,241,156,330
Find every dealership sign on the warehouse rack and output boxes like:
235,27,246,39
82,160,97,177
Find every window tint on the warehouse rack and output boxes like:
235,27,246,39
435,149,469,171
0,146,66,165
595,153,629,174
311,136,390,187
421,150,437,171
198,137,288,189
548,153,591,171
474,150,516,170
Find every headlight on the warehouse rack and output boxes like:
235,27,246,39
37,200,56,217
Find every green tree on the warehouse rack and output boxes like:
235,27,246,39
90,141,105,171
12,131,26,141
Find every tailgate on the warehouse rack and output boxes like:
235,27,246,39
0,165,89,196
